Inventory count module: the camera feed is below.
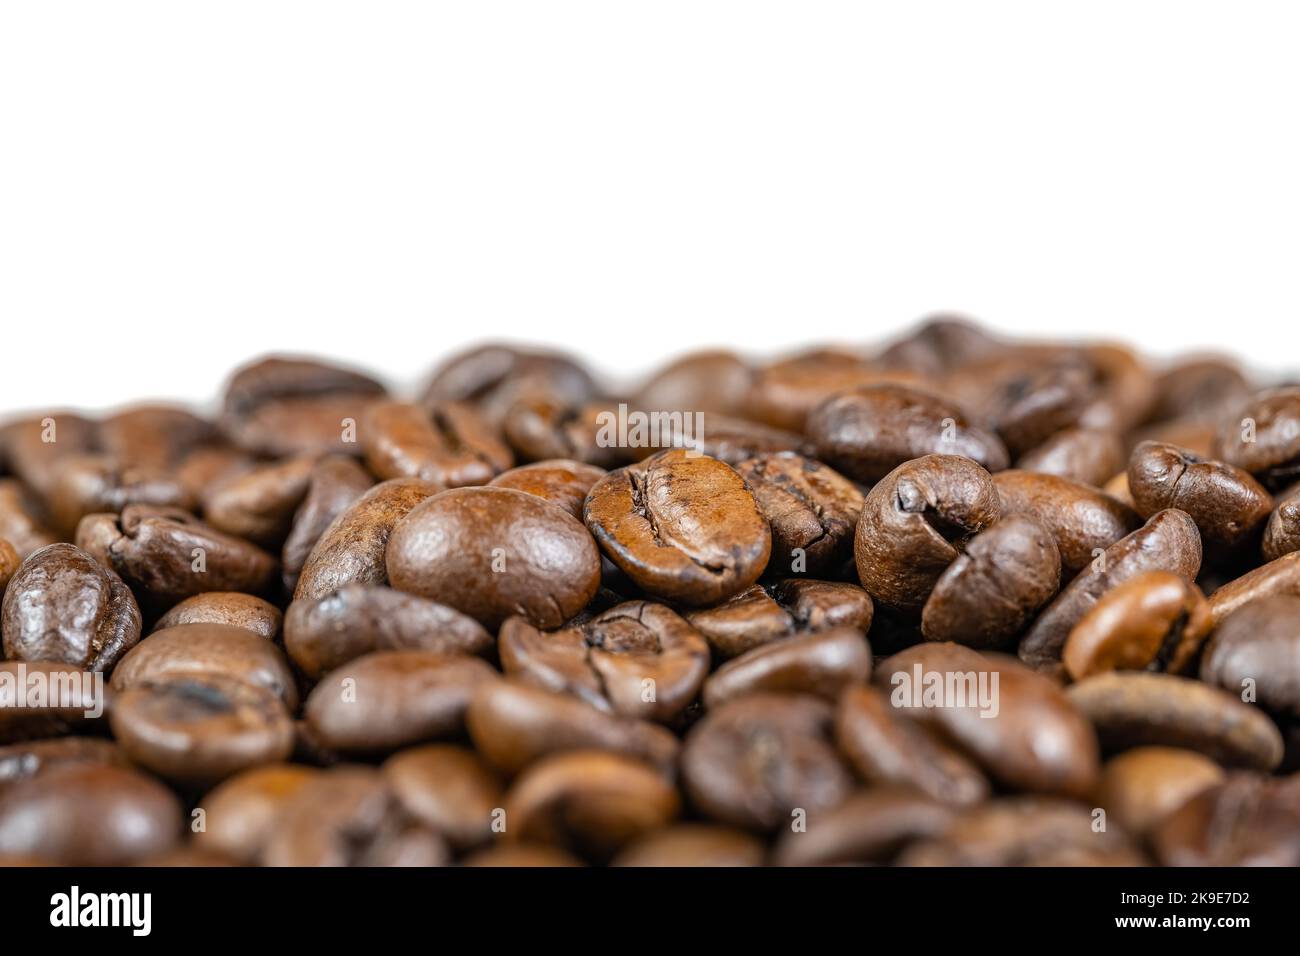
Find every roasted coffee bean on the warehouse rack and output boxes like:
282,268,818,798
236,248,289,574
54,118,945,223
0,661,110,744
202,455,319,547
1206,550,1300,627
279,455,373,592
1149,357,1252,426
681,693,854,831
1015,427,1125,489
1018,509,1202,673
808,384,1008,484
733,452,863,576
304,651,496,754
702,628,870,708
460,844,585,867
635,413,811,467
585,449,771,606
993,469,1140,577
855,455,1001,612
1127,440,1272,548
387,486,601,630
0,737,126,786
1150,772,1300,866
749,349,903,433
503,750,678,863
1063,571,1211,679
109,676,294,786
221,356,388,459
0,537,17,598
499,601,709,722
634,350,754,419
293,478,442,601
1263,481,1300,560
0,412,98,500
193,764,320,864
382,745,502,851
835,685,989,805
1095,746,1225,836
875,643,1099,798
488,459,607,519
154,591,282,640
1077,343,1158,433
612,824,766,867
421,344,597,429
1,543,140,670
686,580,875,662
898,797,1146,866
1200,594,1300,717
921,514,1060,648
47,453,195,536
502,397,630,469
97,405,217,470
285,584,493,678
363,400,512,486
465,680,679,774
1213,387,1300,488
773,787,957,866
1065,671,1283,770
0,480,57,559
876,316,1005,376
76,505,276,608
112,623,299,710
0,762,181,865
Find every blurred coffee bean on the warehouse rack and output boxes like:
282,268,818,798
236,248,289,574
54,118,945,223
1200,594,1300,717
1206,551,1300,627
1095,746,1224,836
1263,481,1300,560
488,459,607,519
634,350,754,419
383,745,502,851
773,787,957,866
154,591,282,640
1150,772,1300,866
0,480,57,559
194,764,320,864
421,344,597,428
1214,387,1300,489
1015,427,1125,489
612,824,765,867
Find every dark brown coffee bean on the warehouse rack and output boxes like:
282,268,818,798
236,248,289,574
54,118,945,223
0,479,57,559
875,643,1099,798
635,413,811,467
1213,387,1300,488
109,676,294,786
1206,551,1300,628
293,477,442,601
0,762,181,865
1150,772,1300,866
993,469,1140,577
634,350,754,419
221,356,388,458
193,764,320,864
502,397,630,469
1076,343,1158,433
876,316,1005,376
921,513,1060,648
387,486,601,630
0,737,127,786
808,384,1009,483
612,824,766,867
97,404,217,470
854,455,1002,612
733,452,863,576
1015,427,1125,489
0,537,17,598
1263,481,1300,560
749,349,904,433
773,579,874,631
1063,571,1210,679
421,344,597,428
702,628,870,709
773,787,957,866
1095,746,1224,836
112,622,298,710
172,444,254,502
47,453,195,536
305,650,496,754
465,680,679,775
1127,440,1273,548
1,543,140,670
681,693,854,832
503,750,678,862
0,412,98,500
585,449,771,606
154,591,282,640
1018,509,1202,672
285,584,493,678
0,661,110,744
201,455,319,547
363,400,512,486
686,584,799,659
1150,357,1252,425
499,601,709,722
279,455,373,592
382,744,502,851
488,459,607,519
834,684,989,806
1065,671,1283,770
1200,594,1300,717
460,844,584,867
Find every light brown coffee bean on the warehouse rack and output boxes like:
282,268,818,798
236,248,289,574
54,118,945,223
154,591,283,640
702,628,871,709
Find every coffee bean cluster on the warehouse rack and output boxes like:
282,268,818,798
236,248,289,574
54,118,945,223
0,321,1298,866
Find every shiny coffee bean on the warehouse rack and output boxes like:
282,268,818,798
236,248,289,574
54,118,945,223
202,456,318,547
733,452,863,576
465,680,679,775
279,454,373,592
1063,571,1211,679
1200,594,1300,717
686,579,874,660
363,400,512,486
585,449,771,606
488,459,607,519
0,737,127,786
702,628,870,708
807,384,1008,484
921,513,1060,648
612,823,766,867
1127,440,1272,548
47,453,195,536
834,684,990,805
1095,746,1224,836
421,344,597,429
1,543,140,670
1065,671,1283,770
1213,386,1300,488
1018,509,1202,673
285,584,493,678
194,763,320,864
1150,772,1300,866
1015,427,1125,489
0,412,98,499
155,591,282,640
0,661,110,744
499,601,709,722
0,479,57,559
387,486,601,630
855,455,1001,612
1206,551,1300,627
1263,481,1300,560
773,787,957,866
382,744,502,851
502,397,630,469
749,349,903,433
634,350,754,419
293,477,442,601
305,650,497,754
681,693,854,832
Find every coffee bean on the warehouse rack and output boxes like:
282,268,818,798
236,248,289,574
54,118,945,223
1063,570,1211,679
194,763,320,864
1206,551,1300,627
202,456,319,547
749,349,903,433
0,412,98,500
876,317,1004,376
279,455,373,592
1150,772,1300,866
0,537,18,598
1150,357,1252,425
612,824,766,867
1200,594,1300,717
1214,387,1300,488
639,413,811,467
363,400,512,486
488,459,607,519
635,350,754,419
1,543,140,669
47,453,195,536
0,661,110,744
0,736,127,786
685,580,875,660
1263,481,1300,560
585,449,771,606
773,787,957,866
702,628,870,708
97,405,217,470
0,479,57,559
421,344,597,429
382,745,502,851
155,591,282,640
460,844,585,867
1095,746,1224,836
1015,427,1125,489
502,397,630,469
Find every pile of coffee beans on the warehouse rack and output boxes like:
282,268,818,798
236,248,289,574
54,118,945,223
1,319,1298,866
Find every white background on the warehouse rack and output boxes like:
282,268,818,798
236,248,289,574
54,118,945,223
2,1,1298,413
